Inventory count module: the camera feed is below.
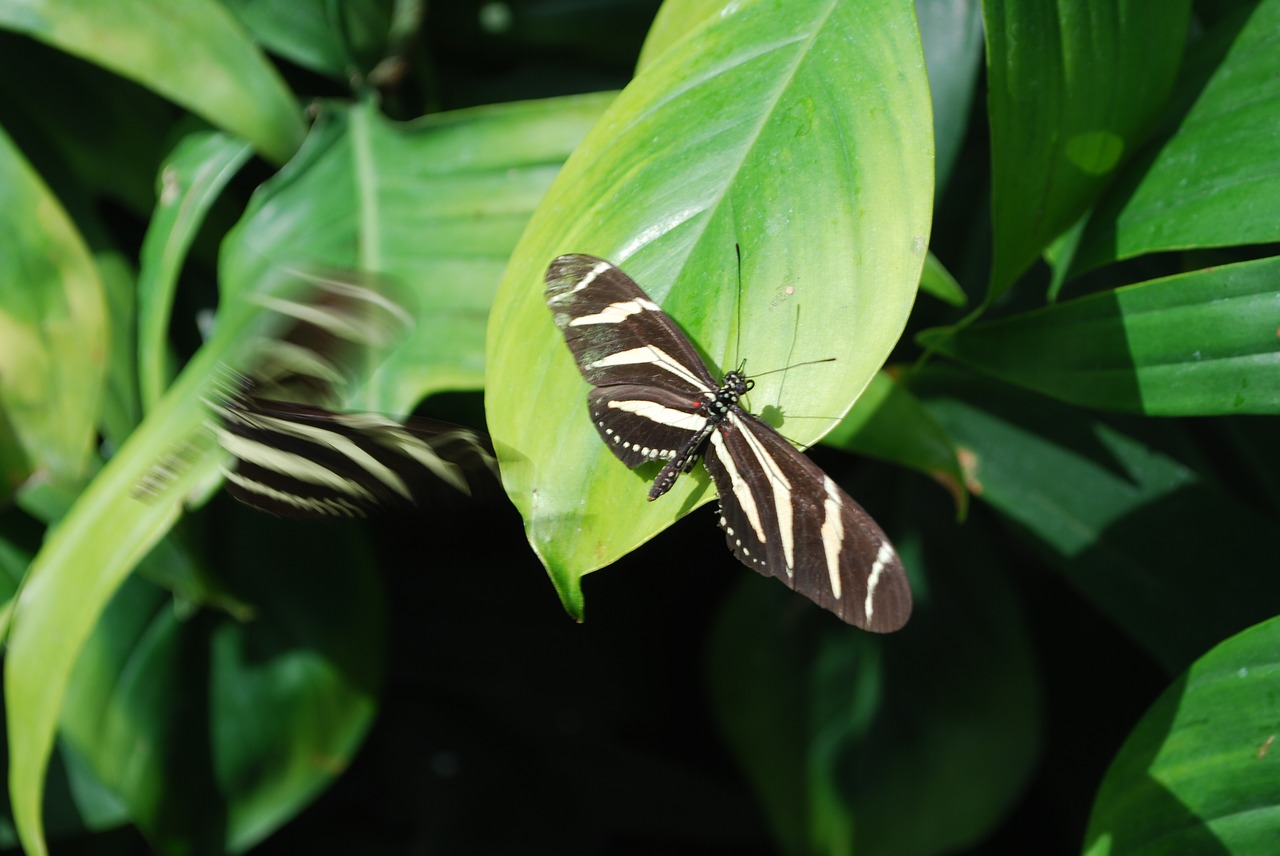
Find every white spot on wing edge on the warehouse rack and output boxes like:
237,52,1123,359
708,430,768,561
729,413,796,573
864,542,897,623
819,476,844,600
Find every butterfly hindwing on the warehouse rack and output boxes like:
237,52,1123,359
216,394,495,518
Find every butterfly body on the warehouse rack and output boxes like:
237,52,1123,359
545,253,912,632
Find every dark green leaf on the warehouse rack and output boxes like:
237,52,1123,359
60,514,383,853
822,371,967,514
710,493,1038,855
920,250,967,307
1085,617,1280,855
221,0,396,80
1074,1,1280,272
919,255,1280,416
917,0,983,192
983,0,1190,294
915,366,1280,673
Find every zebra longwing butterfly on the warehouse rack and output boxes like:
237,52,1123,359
204,269,495,517
545,254,911,632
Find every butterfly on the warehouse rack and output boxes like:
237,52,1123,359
137,268,495,517
545,254,911,631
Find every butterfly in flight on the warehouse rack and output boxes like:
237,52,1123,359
138,268,496,517
545,254,911,632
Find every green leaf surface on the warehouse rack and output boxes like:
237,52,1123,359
710,494,1038,856
1084,616,1280,855
221,0,394,80
222,93,612,412
61,514,382,854
636,0,725,69
486,0,933,619
918,255,1280,416
95,250,143,449
919,250,967,307
0,0,304,164
917,0,983,192
914,366,1280,674
1073,0,1280,273
983,0,1190,294
5,272,343,856
0,30,174,217
138,129,255,412
822,371,967,514
0,122,106,490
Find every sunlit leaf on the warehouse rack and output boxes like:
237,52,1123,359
138,129,254,412
5,272,349,856
487,0,933,619
222,94,612,412
0,123,106,491
0,0,305,163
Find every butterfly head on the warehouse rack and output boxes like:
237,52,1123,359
720,369,753,404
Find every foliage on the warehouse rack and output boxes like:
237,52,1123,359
0,0,1277,855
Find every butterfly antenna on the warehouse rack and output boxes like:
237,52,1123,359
733,243,744,374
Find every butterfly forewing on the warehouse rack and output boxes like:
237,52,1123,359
546,254,717,396
544,252,913,632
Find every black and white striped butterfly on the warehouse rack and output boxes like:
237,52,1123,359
205,269,494,517
545,254,911,632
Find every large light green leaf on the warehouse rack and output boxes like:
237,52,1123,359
1072,0,1280,273
1085,617,1280,855
486,0,933,619
919,255,1280,416
0,0,304,164
222,94,612,412
636,0,725,68
915,367,1280,674
983,0,1190,295
0,122,106,491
